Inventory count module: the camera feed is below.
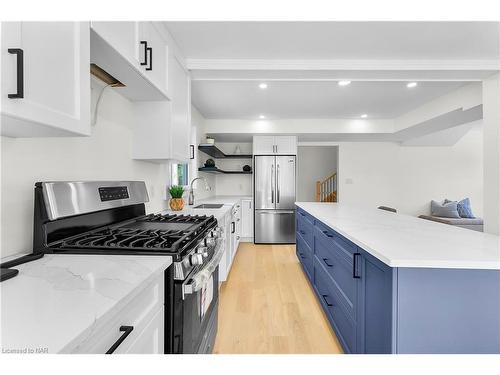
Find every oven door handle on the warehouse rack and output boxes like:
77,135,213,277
183,238,224,297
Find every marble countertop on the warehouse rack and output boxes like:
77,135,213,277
296,202,500,270
0,254,172,353
162,195,252,221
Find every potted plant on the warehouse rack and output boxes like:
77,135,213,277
168,185,185,211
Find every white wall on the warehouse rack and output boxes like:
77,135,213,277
482,73,500,234
0,81,171,259
297,146,338,202
190,106,216,200
213,142,253,196
337,125,484,216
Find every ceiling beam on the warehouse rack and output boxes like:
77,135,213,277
187,58,500,71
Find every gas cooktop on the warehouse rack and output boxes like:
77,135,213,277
49,213,217,256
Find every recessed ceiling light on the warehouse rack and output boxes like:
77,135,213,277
259,83,268,89
360,114,368,118
259,115,266,119
338,80,351,86
407,82,418,88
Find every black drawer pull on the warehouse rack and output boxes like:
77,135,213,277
140,41,148,66
8,48,24,99
106,325,134,354
322,230,334,238
299,230,306,235
353,253,361,279
299,212,305,216
322,295,333,307
146,46,152,71
323,258,334,267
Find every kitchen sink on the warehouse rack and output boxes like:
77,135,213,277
193,204,224,209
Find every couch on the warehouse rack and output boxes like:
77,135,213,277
418,214,484,232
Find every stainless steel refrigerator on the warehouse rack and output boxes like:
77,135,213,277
254,155,296,244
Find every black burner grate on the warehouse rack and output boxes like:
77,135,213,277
52,213,216,254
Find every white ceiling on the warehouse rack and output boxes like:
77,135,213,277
192,80,467,119
166,22,500,60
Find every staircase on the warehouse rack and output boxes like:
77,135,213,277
316,172,337,202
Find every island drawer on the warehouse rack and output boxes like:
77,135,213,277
296,232,314,282
314,258,356,353
314,236,357,320
296,211,314,248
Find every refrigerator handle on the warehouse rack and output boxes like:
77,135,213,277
277,164,280,203
271,164,274,204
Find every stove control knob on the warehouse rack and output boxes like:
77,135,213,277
213,228,223,238
206,237,216,246
197,246,208,254
190,253,204,266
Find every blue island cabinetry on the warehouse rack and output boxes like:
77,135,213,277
296,206,500,354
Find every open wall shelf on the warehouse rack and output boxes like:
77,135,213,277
198,144,252,159
198,167,252,175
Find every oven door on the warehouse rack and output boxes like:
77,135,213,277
181,238,223,354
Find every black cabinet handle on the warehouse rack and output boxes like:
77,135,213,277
322,230,334,238
299,253,306,259
322,295,333,307
323,258,334,267
105,325,134,354
146,47,152,71
299,230,306,235
8,48,24,99
299,212,305,216
140,41,148,66
353,253,361,279
231,222,235,234
190,145,195,159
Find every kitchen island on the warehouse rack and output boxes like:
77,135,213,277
295,202,500,354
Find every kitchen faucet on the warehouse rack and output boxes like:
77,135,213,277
188,177,211,205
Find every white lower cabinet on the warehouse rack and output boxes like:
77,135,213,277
1,21,90,137
70,273,164,354
123,307,164,354
241,199,254,240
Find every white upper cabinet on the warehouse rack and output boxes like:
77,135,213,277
252,136,275,154
90,21,169,101
274,136,297,155
253,136,297,155
132,54,191,163
138,23,169,97
169,56,191,162
1,22,90,137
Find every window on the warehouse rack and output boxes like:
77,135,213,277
171,163,189,187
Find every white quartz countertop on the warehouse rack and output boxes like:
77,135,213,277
0,254,172,353
296,202,500,270
162,195,252,221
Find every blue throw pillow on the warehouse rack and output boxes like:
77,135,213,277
445,198,475,218
431,200,461,218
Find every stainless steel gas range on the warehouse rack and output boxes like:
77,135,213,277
19,181,222,354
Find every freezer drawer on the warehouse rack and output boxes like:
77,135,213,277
254,210,296,244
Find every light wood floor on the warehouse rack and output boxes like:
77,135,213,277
213,242,343,354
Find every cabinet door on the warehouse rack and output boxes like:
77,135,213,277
356,251,393,354
124,307,164,354
275,136,297,155
91,21,139,65
1,22,90,137
138,22,168,95
170,56,191,162
241,199,254,238
253,136,275,155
